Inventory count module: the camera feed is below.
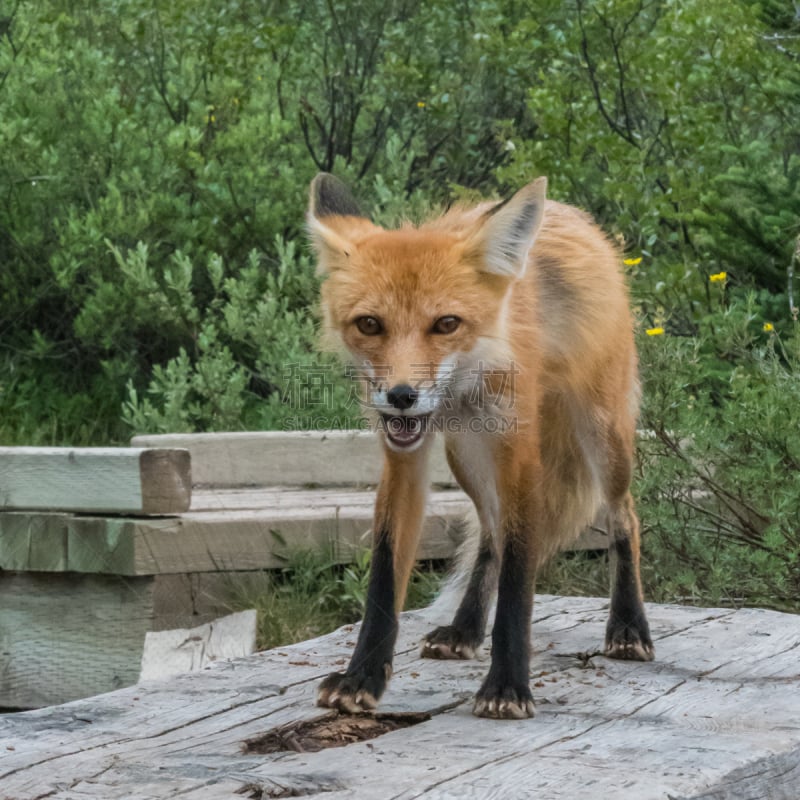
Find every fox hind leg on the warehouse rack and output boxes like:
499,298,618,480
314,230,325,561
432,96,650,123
421,528,499,660
604,491,654,661
422,433,500,661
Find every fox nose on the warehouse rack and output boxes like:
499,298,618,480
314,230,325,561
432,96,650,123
387,383,418,411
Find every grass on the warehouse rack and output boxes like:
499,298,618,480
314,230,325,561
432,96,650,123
537,549,611,598
223,541,618,653
223,528,798,654
225,546,442,651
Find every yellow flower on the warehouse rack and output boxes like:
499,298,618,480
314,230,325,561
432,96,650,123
623,256,642,266
763,322,775,333
709,271,727,283
646,327,665,336
416,101,426,108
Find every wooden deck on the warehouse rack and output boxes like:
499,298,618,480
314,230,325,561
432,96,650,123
2,595,799,799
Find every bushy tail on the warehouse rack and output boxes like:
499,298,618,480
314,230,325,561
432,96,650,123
428,506,482,621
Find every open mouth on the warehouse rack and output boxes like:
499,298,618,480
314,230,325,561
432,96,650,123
381,413,431,450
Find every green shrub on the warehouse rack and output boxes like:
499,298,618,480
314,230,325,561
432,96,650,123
498,0,800,292
117,237,361,433
635,294,800,610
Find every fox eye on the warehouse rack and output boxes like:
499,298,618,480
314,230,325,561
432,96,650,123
432,315,461,335
354,315,383,336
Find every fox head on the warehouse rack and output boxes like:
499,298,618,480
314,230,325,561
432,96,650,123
307,173,546,452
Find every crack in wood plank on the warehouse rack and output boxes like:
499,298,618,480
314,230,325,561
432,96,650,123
651,609,738,642
672,746,800,800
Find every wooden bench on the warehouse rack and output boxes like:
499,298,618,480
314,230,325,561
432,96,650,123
0,432,607,709
2,595,799,799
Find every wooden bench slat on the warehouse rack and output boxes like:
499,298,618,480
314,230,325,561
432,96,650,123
131,430,456,487
0,489,465,575
188,485,467,512
0,447,191,514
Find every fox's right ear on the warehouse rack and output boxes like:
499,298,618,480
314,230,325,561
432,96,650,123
307,173,371,274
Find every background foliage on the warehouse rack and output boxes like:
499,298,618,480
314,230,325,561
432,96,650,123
1,0,798,610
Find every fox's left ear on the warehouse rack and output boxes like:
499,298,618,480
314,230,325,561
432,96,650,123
307,173,373,274
466,177,547,278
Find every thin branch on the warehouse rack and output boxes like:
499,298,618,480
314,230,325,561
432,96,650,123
576,0,640,149
298,109,326,171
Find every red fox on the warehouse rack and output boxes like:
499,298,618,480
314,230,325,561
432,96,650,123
308,173,653,719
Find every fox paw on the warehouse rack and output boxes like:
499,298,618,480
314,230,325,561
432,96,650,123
473,680,535,720
420,625,481,660
604,620,655,662
317,665,391,713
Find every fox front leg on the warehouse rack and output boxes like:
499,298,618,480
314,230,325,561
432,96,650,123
317,448,430,712
472,533,537,719
317,528,397,711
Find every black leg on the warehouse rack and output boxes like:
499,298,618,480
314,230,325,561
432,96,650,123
317,530,397,711
605,497,654,661
473,535,535,719
421,534,498,660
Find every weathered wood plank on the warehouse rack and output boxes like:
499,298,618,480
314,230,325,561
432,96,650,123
675,746,800,800
131,430,456,487
2,597,799,800
0,447,191,514
188,485,466,512
139,610,257,682
0,495,462,575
